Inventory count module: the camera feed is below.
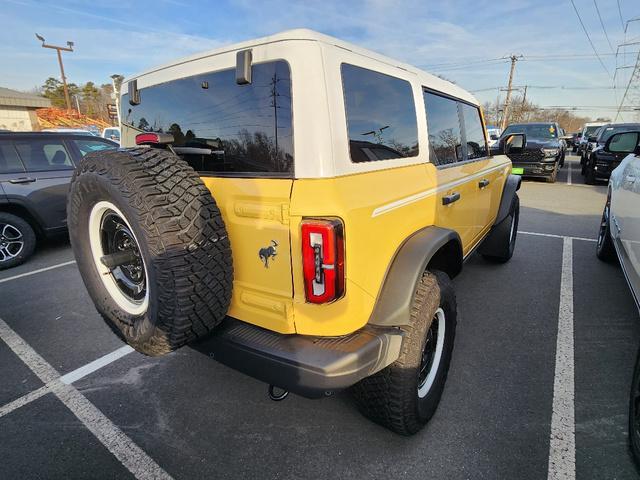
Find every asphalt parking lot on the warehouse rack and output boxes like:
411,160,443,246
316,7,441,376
1,154,639,480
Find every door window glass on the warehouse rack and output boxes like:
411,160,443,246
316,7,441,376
460,103,487,159
14,140,74,171
0,141,26,174
424,91,463,165
341,64,419,162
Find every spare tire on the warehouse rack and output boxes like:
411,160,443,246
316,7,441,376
67,147,233,356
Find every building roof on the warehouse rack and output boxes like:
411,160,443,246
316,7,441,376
0,87,51,109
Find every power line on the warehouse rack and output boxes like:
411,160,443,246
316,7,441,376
617,0,625,32
615,50,640,121
593,0,615,52
569,0,611,77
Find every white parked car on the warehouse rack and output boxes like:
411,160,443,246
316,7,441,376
101,127,120,143
486,127,501,147
595,128,640,468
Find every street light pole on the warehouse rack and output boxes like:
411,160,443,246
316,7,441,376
36,34,74,111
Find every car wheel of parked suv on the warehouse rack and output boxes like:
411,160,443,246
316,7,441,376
546,165,558,183
67,147,234,356
0,212,36,270
351,269,456,435
596,192,616,262
481,195,519,263
585,160,597,185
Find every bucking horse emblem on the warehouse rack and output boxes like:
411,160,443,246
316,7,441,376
259,240,278,268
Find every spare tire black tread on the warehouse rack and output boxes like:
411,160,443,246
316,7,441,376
69,147,233,356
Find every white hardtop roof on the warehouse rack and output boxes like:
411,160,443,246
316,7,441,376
127,28,478,106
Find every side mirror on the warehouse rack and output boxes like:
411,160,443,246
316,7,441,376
497,133,526,155
604,131,640,154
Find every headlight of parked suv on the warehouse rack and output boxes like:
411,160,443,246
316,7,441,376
542,148,559,158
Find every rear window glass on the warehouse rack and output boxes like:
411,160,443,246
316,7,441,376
14,140,73,171
122,61,293,177
341,64,418,162
0,141,26,174
74,139,117,157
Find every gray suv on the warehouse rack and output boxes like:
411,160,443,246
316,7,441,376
0,132,117,269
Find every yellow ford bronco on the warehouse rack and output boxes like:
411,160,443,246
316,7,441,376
68,29,523,435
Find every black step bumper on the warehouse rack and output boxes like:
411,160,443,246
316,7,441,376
192,318,404,398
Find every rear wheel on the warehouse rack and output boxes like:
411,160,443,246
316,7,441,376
0,212,36,270
351,270,456,436
68,147,233,356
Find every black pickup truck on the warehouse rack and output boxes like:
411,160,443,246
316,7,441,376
495,122,566,183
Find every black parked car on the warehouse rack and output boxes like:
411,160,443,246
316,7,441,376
581,123,640,184
496,122,567,183
0,132,117,269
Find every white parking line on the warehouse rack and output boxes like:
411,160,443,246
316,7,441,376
0,260,76,284
567,162,572,186
59,345,134,385
0,385,51,418
0,317,172,480
547,237,576,480
519,230,597,242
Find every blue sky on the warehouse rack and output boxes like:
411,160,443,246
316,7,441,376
2,0,639,121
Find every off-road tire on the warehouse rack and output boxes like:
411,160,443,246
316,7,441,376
481,195,519,263
546,165,558,183
596,193,616,262
67,147,233,356
0,212,36,270
351,270,456,436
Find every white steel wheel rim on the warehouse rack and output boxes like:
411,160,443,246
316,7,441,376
418,307,446,399
88,201,149,315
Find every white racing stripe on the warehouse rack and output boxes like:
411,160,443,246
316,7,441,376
0,317,172,480
547,237,576,480
0,260,76,284
60,345,134,385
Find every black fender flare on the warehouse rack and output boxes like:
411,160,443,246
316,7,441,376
494,174,521,225
368,226,462,327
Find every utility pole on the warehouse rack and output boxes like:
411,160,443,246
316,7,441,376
36,34,74,111
521,85,528,122
110,74,125,123
614,49,640,122
500,55,522,130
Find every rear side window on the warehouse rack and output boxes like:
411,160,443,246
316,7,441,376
73,139,117,158
460,103,487,159
341,64,418,162
0,141,26,174
424,92,462,165
14,140,73,171
122,61,293,177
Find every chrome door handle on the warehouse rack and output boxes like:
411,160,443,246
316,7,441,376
8,177,36,184
442,192,461,205
478,178,490,188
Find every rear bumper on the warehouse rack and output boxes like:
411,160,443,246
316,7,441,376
192,318,404,398
592,161,619,179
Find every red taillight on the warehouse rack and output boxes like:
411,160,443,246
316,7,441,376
301,219,345,304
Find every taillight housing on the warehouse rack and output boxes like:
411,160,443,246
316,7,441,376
301,218,345,304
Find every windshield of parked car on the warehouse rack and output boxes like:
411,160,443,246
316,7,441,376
502,124,558,139
584,126,601,136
